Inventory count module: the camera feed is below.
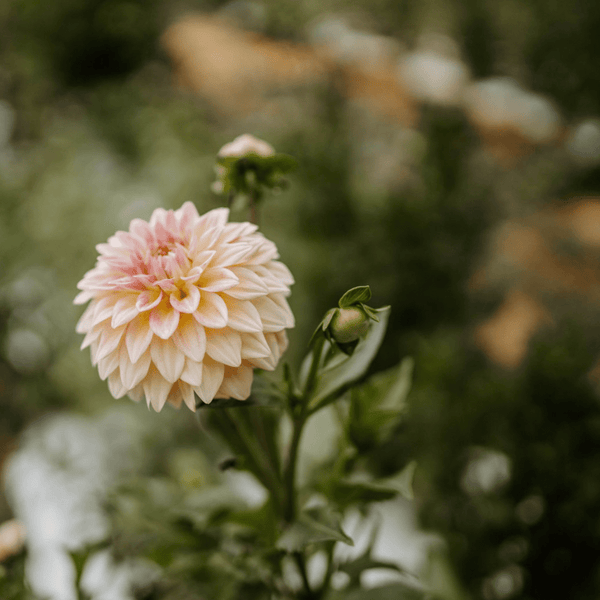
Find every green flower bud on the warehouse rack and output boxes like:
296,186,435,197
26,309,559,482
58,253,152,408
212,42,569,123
330,306,370,344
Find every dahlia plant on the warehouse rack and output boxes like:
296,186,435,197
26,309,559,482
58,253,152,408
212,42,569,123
71,136,427,600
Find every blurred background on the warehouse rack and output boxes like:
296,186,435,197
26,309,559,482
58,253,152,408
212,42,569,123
1,0,600,598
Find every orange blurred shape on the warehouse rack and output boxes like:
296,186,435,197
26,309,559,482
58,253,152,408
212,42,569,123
162,16,328,115
555,198,600,247
0,519,25,563
474,289,551,369
161,15,418,126
474,124,536,166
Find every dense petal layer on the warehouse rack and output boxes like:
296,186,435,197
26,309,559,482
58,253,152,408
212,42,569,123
75,202,294,412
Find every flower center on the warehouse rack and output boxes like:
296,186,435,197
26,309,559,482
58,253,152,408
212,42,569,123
154,244,173,256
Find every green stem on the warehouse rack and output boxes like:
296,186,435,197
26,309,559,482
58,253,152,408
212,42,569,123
283,412,306,523
212,409,284,512
283,336,326,523
293,551,312,597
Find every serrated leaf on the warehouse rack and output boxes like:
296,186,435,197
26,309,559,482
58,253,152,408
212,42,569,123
307,307,390,410
339,286,372,308
276,506,353,551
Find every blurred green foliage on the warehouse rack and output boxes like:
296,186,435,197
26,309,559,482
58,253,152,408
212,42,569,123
1,0,600,598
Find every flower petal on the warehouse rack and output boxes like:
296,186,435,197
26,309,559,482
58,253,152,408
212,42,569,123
149,302,180,339
136,289,163,312
267,260,295,286
170,283,200,313
111,295,139,328
180,358,203,386
223,298,263,333
194,292,228,329
179,382,196,411
93,296,115,325
218,365,253,400
128,385,144,403
240,331,272,359
195,358,224,404
120,346,152,389
211,243,254,268
172,315,206,362
198,267,239,292
96,325,126,363
76,304,96,334
108,369,128,399
143,368,173,412
125,314,153,363
205,329,242,367
224,267,269,299
198,207,229,231
253,296,292,331
150,337,185,383
98,348,120,380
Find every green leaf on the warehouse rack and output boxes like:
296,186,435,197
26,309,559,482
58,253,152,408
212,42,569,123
307,306,391,411
380,461,417,501
350,357,413,447
360,303,380,321
338,583,426,600
261,153,298,173
276,506,353,551
333,479,399,505
308,308,338,347
339,286,372,308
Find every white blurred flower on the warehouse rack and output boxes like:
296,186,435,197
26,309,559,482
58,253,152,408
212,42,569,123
465,77,561,144
217,134,275,159
399,50,470,106
460,447,511,495
566,119,600,166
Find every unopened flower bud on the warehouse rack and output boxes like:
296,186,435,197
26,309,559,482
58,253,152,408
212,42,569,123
218,134,275,159
330,306,370,343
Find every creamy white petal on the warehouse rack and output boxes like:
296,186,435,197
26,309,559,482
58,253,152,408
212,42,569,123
194,292,228,329
240,331,272,359
98,348,120,380
224,267,269,299
143,368,173,412
128,385,144,403
205,329,242,367
253,296,290,332
180,358,203,386
179,382,196,411
149,302,180,339
125,314,153,363
108,369,128,399
76,304,96,334
195,358,224,404
223,297,263,333
198,267,239,292
120,346,152,389
172,315,206,362
218,365,253,400
96,325,126,362
150,337,185,383
111,294,139,328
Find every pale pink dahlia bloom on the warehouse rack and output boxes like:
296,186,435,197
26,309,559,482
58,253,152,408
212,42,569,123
75,202,294,412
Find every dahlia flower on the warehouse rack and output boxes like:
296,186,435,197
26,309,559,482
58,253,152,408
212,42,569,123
75,202,294,412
